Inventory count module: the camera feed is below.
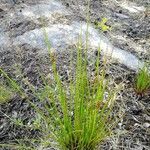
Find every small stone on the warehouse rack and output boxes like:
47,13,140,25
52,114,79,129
143,122,150,128
114,12,129,19
118,122,122,129
135,24,140,28
12,111,18,118
145,115,150,121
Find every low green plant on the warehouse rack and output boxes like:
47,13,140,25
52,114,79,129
135,64,150,95
95,17,111,32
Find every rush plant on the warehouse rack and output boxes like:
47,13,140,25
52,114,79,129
0,5,120,147
0,32,119,150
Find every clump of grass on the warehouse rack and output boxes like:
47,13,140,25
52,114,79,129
135,64,150,95
0,28,120,150
0,83,13,104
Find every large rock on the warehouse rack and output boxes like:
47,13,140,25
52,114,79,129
0,0,143,71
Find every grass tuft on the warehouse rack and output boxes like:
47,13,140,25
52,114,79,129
0,27,120,150
135,64,150,95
